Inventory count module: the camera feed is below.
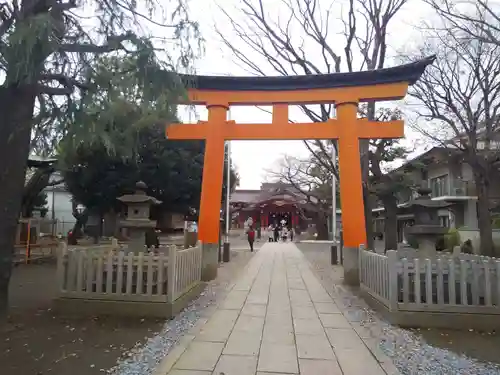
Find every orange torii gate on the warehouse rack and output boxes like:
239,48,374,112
166,56,434,283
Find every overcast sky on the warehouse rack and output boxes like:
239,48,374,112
180,0,434,189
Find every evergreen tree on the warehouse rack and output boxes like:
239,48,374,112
0,0,201,314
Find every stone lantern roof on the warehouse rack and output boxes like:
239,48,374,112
406,187,453,209
117,181,162,205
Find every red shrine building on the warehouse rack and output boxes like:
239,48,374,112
229,183,313,229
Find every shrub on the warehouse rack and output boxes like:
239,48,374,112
492,216,500,229
445,228,461,250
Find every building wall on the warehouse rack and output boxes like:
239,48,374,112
427,164,453,180
45,188,75,235
451,205,466,228
464,200,478,229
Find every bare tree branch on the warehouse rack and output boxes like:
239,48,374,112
423,0,500,47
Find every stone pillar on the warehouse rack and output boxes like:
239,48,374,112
343,246,360,286
129,230,144,253
201,243,219,281
418,237,437,259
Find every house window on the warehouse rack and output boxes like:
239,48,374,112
429,175,449,197
477,140,500,150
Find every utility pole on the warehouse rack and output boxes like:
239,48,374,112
332,142,337,242
330,105,339,264
223,109,231,262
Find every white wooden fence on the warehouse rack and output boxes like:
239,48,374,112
359,249,395,307
57,245,203,303
359,248,500,314
168,245,203,302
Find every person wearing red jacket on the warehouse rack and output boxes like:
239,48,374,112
247,225,256,252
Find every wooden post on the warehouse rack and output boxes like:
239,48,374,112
167,246,177,303
387,250,398,311
15,219,21,245
56,242,67,293
336,103,367,248
25,219,31,264
358,245,364,285
76,251,85,292
198,105,228,244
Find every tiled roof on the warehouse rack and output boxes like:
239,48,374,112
230,183,315,208
230,190,262,203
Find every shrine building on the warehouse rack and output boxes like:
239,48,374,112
229,182,315,230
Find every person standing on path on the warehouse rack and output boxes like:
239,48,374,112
273,224,280,242
281,226,288,242
247,225,256,252
267,224,274,242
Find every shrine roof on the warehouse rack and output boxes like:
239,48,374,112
230,189,262,203
230,185,317,210
180,56,435,92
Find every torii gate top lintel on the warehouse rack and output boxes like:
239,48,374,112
177,55,435,105
166,56,435,247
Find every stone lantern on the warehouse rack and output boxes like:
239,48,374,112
404,186,453,258
117,181,161,253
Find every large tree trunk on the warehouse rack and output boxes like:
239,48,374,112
363,187,374,249
362,105,375,250
383,196,398,252
361,141,374,249
474,172,494,256
0,84,37,316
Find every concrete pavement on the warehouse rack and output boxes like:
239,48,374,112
154,242,395,375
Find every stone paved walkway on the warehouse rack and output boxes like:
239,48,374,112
154,242,393,375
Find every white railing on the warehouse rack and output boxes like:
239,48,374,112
57,244,203,303
359,249,396,308
359,248,500,314
169,246,203,301
395,247,497,262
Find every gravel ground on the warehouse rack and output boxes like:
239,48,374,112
108,248,255,375
297,244,500,375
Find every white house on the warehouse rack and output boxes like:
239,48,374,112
43,171,75,235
